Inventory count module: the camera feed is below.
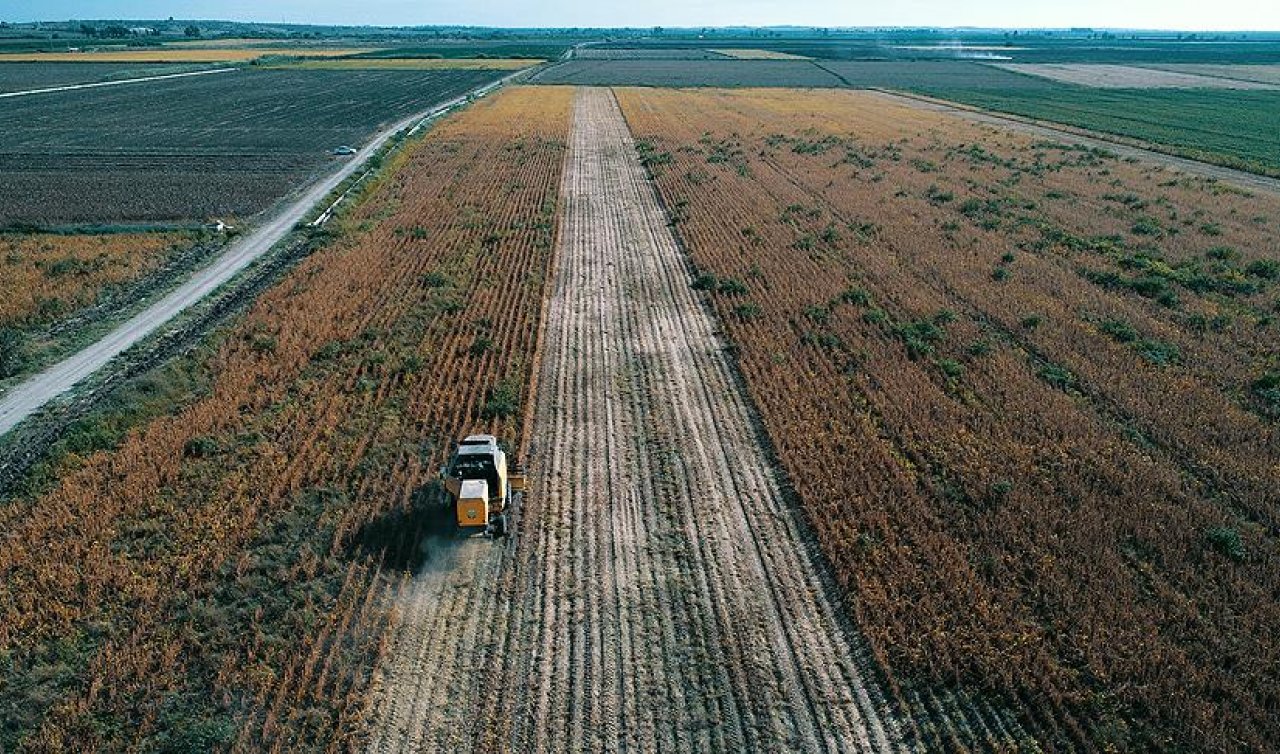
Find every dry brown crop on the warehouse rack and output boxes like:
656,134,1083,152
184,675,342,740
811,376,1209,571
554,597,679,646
0,85,572,752
616,86,1280,752
0,232,185,329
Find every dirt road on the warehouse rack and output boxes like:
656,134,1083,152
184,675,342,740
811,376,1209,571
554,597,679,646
871,89,1280,196
365,87,900,753
0,72,526,440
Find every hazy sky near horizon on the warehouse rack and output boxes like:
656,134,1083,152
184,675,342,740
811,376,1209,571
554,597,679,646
2,0,1278,31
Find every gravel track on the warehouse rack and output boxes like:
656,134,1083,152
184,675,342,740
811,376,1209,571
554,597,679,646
365,87,900,753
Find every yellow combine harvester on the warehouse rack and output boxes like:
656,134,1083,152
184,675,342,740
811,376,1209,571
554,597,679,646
440,434,526,538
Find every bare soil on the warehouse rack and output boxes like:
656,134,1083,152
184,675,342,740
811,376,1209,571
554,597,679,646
364,87,901,753
1143,63,1280,85
994,62,1280,89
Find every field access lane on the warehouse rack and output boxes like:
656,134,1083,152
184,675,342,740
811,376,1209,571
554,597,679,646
0,71,526,439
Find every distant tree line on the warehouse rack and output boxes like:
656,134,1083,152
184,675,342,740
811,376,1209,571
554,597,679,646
76,23,165,38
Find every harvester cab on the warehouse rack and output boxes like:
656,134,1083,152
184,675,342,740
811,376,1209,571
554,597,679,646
440,434,527,538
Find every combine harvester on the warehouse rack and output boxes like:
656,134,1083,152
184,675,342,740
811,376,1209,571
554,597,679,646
439,434,526,538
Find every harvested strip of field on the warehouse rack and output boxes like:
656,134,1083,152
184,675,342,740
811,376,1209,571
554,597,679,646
365,86,900,753
275,57,540,70
616,86,1280,752
1141,63,1280,85
994,62,1280,89
0,85,571,751
0,48,375,62
712,48,811,60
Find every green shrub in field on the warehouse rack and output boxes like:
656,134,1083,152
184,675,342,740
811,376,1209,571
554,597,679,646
183,436,221,459
1099,318,1138,343
0,327,29,379
1038,363,1076,391
1135,339,1180,366
937,358,964,380
895,319,947,360
820,223,843,245
481,378,521,419
967,339,993,357
421,271,451,288
1206,526,1246,562
804,305,830,324
469,334,493,356
691,272,718,291
1083,270,1179,307
634,139,673,170
1253,371,1280,418
838,286,871,307
1246,259,1280,280
926,185,954,205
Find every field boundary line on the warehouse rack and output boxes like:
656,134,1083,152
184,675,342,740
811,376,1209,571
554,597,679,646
0,66,235,98
870,88,1280,194
0,69,529,440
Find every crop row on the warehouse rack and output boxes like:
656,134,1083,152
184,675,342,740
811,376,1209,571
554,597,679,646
617,87,1279,752
0,68,506,224
0,86,573,750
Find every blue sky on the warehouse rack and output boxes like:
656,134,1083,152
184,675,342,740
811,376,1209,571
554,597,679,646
2,0,1277,30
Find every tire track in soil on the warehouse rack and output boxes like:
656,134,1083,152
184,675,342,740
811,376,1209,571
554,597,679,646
365,86,902,753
